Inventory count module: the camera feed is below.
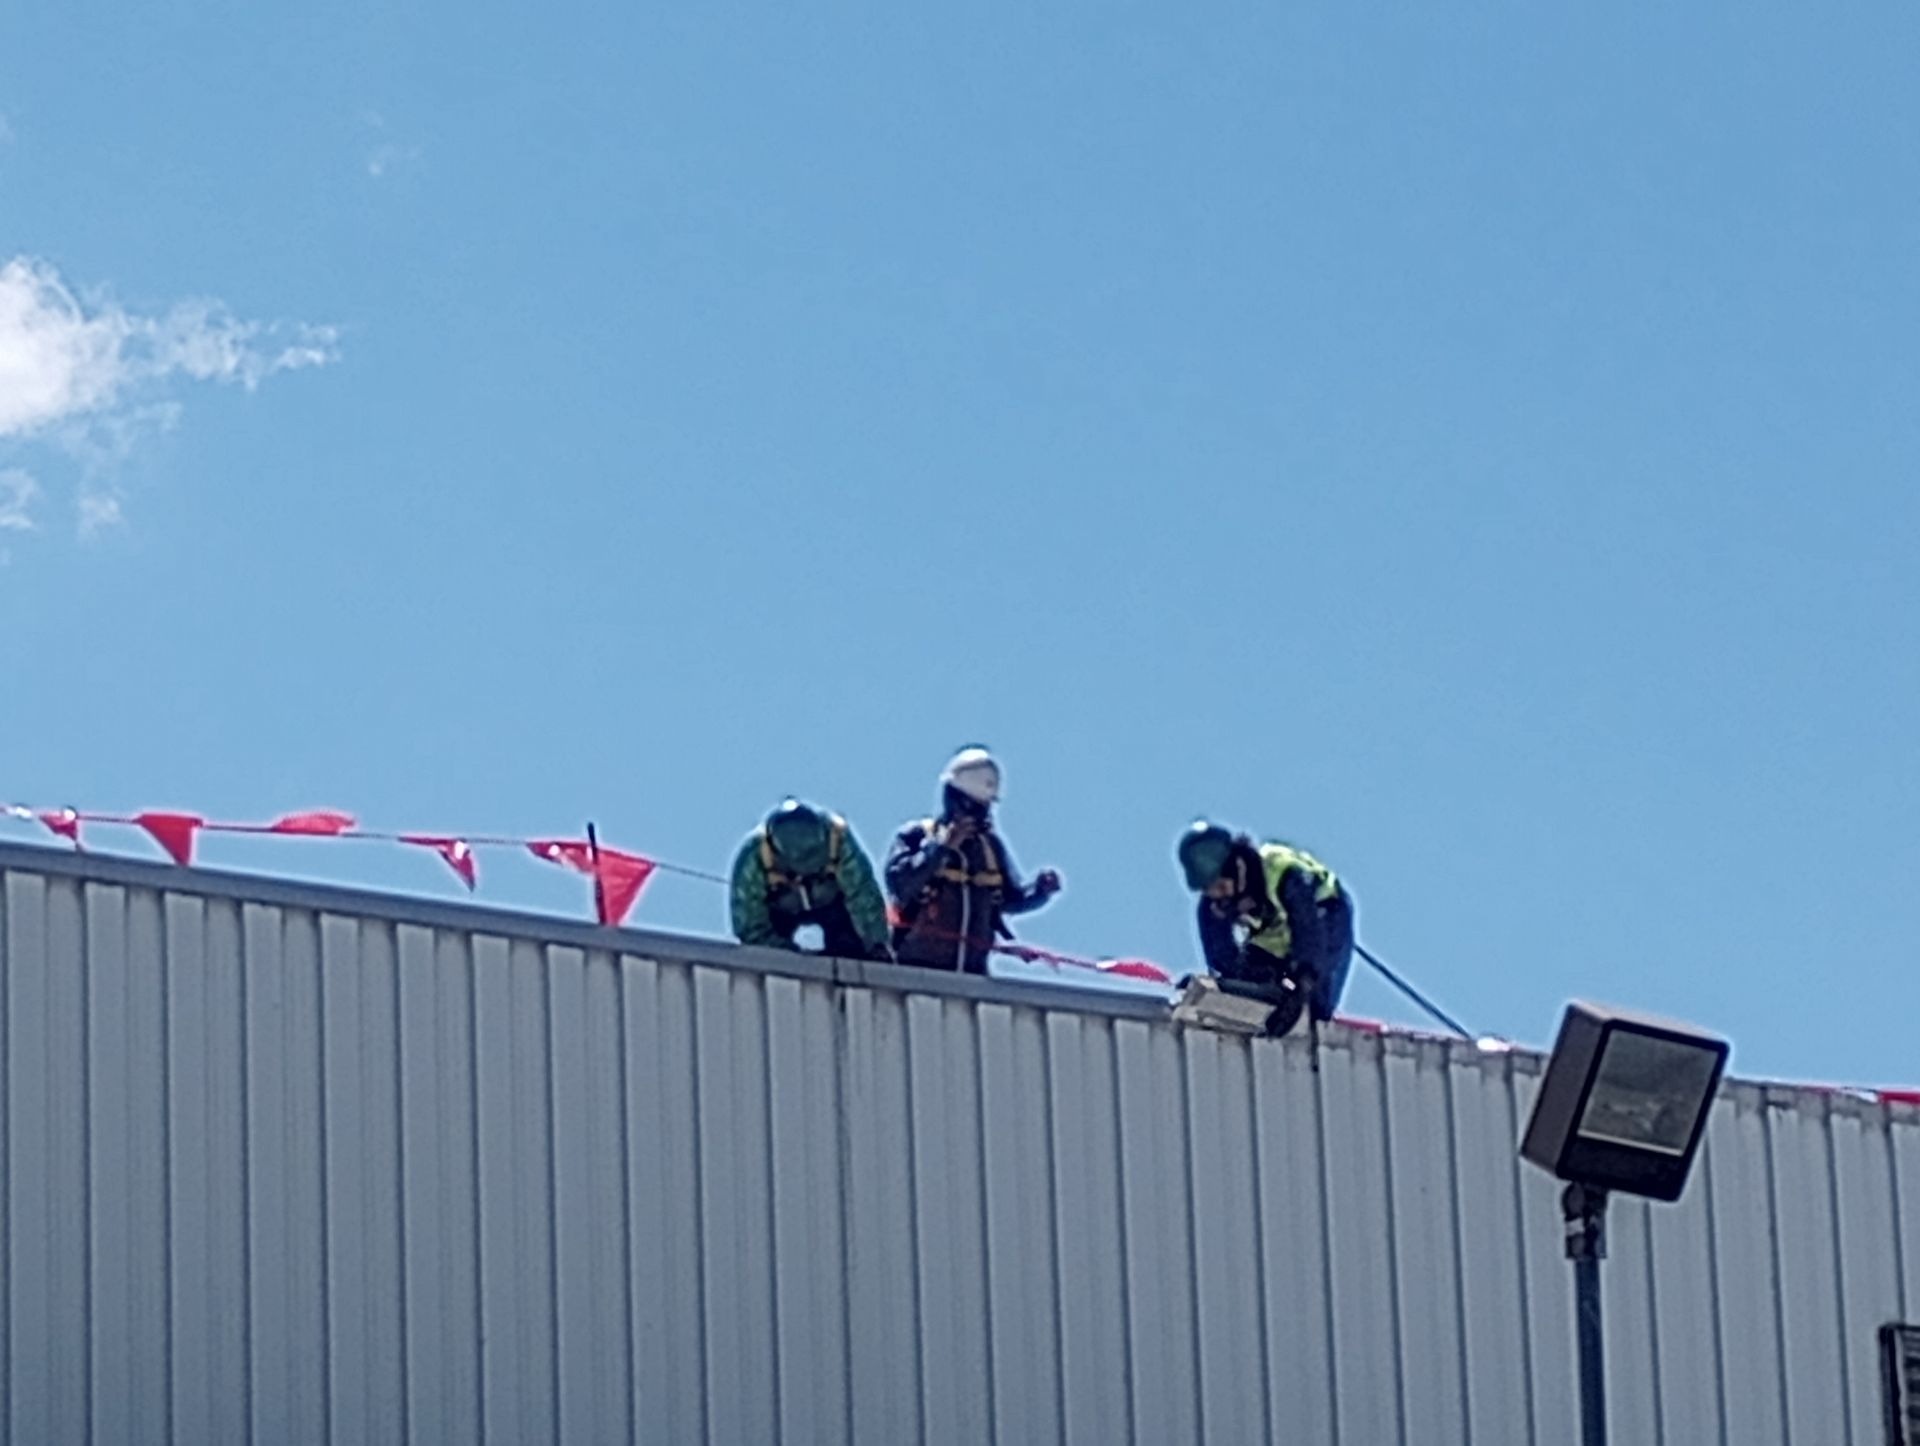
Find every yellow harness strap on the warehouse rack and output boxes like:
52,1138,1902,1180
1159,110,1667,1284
760,816,846,889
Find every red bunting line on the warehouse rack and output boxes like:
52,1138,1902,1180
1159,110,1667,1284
3,798,1157,975
0,801,664,927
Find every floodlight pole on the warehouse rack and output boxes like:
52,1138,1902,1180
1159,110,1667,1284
1563,1182,1610,1446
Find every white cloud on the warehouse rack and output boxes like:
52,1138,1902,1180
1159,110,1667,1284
77,491,124,539
0,468,39,531
0,256,339,442
360,108,421,180
0,114,14,145
366,142,423,179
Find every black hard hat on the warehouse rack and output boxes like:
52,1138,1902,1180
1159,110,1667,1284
1177,820,1236,892
765,799,833,876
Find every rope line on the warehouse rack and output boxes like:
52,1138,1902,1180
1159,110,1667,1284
1355,943,1473,1039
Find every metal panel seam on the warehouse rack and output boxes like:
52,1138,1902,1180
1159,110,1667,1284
614,956,640,1446
1697,1129,1731,1446
1442,1057,1473,1446
1642,1199,1667,1446
1891,1123,1911,1321
1761,1108,1793,1444
1820,1107,1854,1446
1244,1041,1274,1446
0,874,9,1446
695,960,718,1444
235,902,256,1446
759,970,785,1446
1311,1039,1343,1446
464,929,487,1446
834,991,858,1446
393,925,413,1446
1501,1063,1540,1446
1178,1033,1206,1446
1045,1013,1070,1446
1108,1029,1137,1446
159,891,178,1446
1377,1047,1411,1446
79,885,96,1446
905,994,930,1446
542,955,563,1446
976,1009,1002,1446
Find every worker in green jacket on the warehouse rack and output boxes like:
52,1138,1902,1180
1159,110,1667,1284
730,799,891,961
1176,820,1355,1026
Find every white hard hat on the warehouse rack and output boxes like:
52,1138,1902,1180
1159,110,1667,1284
941,747,1002,804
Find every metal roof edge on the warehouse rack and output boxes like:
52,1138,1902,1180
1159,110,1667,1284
5,838,1910,1109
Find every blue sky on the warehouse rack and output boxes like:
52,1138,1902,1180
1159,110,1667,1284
2,5,1915,1085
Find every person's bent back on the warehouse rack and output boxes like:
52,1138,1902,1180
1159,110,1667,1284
731,799,891,961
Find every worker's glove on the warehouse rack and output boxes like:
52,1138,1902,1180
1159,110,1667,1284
1033,869,1062,899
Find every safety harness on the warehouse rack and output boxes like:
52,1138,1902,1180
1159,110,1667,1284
890,819,1014,942
758,815,847,912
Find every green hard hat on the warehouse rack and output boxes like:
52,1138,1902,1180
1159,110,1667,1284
766,799,833,876
1177,820,1236,892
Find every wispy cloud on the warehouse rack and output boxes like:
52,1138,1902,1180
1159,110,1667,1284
0,256,339,545
367,142,422,179
0,257,339,442
77,490,124,540
0,114,14,146
360,109,422,180
0,468,39,531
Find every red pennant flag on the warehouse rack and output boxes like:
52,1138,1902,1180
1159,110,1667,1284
1099,958,1173,985
136,811,204,866
593,849,655,928
402,835,477,890
529,839,656,927
268,809,357,836
38,807,82,846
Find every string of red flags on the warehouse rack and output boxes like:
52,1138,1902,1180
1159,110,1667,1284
1,796,1171,984
0,803,667,928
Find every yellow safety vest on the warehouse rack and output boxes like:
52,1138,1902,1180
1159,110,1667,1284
1245,843,1340,959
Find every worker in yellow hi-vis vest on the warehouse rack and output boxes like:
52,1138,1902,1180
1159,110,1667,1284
1176,819,1355,1026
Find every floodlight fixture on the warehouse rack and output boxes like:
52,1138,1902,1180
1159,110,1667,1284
1521,1000,1728,1203
1519,1000,1730,1446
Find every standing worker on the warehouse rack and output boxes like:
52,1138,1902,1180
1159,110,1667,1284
1175,820,1355,1027
730,799,892,961
885,747,1061,973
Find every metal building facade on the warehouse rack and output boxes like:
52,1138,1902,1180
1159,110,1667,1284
1,841,1914,1445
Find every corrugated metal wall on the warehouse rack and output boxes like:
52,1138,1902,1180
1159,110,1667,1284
2,845,1916,1445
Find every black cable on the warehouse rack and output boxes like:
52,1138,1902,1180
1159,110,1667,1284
1355,942,1474,1040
